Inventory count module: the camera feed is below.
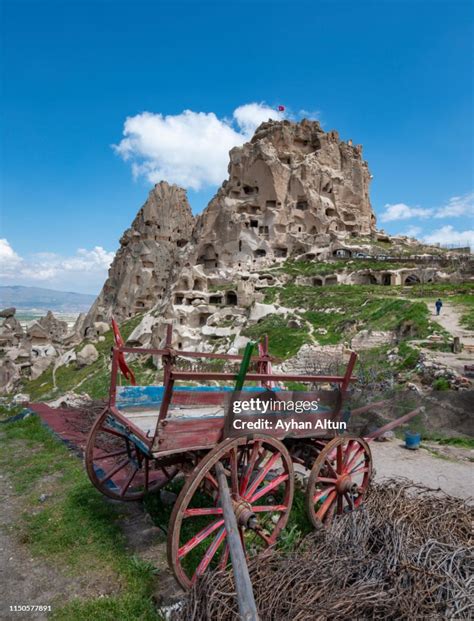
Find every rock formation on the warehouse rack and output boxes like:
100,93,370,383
191,119,375,272
135,120,379,349
83,119,376,333
81,119,470,355
0,308,66,392
1,120,471,395
84,181,194,329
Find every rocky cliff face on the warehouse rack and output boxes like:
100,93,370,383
114,119,381,351
1,120,470,397
191,119,375,271
84,182,194,330
84,120,375,331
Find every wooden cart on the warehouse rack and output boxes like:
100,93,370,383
85,322,388,589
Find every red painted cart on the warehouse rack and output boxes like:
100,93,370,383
85,322,418,590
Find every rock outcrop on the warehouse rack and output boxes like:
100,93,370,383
191,119,375,272
76,343,99,367
2,120,471,395
83,120,375,330
84,181,195,328
81,119,469,356
0,307,71,393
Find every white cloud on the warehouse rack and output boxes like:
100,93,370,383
113,102,285,191
422,226,474,249
298,109,321,121
0,239,115,293
434,192,474,218
233,103,283,135
380,203,431,222
0,238,22,270
381,192,473,224
403,226,422,238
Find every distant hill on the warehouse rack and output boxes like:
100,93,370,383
0,286,95,313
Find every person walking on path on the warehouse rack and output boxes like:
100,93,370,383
435,298,443,316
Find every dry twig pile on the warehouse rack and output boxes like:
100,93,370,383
175,479,473,620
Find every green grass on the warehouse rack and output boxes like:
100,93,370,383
272,258,418,277
432,377,450,391
51,591,159,621
0,415,161,620
450,293,474,331
394,411,474,448
398,341,420,370
429,436,474,449
264,285,433,346
0,403,25,421
394,422,474,449
402,282,474,299
244,285,436,354
242,314,311,359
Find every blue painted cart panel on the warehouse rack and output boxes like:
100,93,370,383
116,384,270,410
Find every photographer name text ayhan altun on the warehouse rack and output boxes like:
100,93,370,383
232,419,347,432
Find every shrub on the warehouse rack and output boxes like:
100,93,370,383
432,377,450,391
398,342,420,370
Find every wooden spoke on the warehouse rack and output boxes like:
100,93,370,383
85,410,178,501
168,436,293,590
245,451,281,499
254,527,273,547
345,447,364,473
193,527,227,581
306,437,372,528
249,473,289,504
204,471,219,490
99,458,129,483
219,542,230,570
239,440,262,495
252,504,287,513
230,448,239,496
184,507,224,518
316,476,338,484
178,520,225,560
316,489,337,520
94,449,129,461
313,485,335,505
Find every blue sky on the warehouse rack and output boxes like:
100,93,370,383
1,0,473,293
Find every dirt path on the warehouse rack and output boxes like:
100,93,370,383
420,300,474,375
431,301,473,344
0,468,108,621
371,440,474,500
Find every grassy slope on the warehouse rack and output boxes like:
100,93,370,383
18,267,473,398
0,415,161,620
245,260,473,360
451,293,474,330
244,285,436,356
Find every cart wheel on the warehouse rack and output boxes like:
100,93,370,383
85,411,178,501
306,436,372,527
168,435,294,589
